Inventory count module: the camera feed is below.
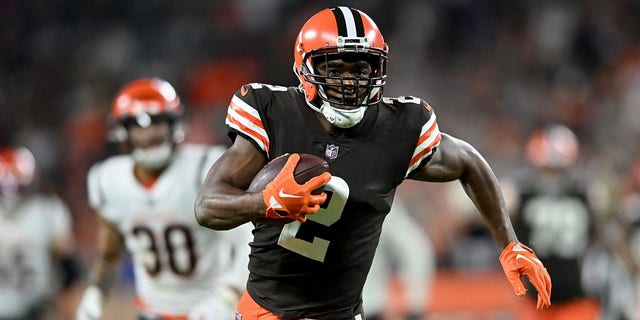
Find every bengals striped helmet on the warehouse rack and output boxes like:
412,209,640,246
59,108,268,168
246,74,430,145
293,7,388,108
111,78,183,126
110,78,185,146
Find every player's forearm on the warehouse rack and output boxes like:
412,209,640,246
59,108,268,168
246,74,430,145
195,186,264,230
89,257,121,295
77,257,119,320
459,149,517,248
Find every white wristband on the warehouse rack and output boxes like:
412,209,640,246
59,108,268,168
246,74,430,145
76,285,104,320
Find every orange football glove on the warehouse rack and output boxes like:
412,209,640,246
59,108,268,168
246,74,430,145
262,154,331,223
499,241,552,310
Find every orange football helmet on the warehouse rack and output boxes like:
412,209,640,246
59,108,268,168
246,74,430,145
293,6,388,108
112,77,184,125
526,124,579,169
110,78,185,143
0,147,36,196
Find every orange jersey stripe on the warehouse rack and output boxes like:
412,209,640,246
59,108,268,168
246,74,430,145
409,132,441,168
226,96,270,153
407,116,441,175
416,118,439,146
229,100,265,130
226,113,270,153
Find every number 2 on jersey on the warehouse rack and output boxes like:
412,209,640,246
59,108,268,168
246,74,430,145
277,176,349,262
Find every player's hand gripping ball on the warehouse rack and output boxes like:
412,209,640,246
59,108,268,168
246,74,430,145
248,153,331,225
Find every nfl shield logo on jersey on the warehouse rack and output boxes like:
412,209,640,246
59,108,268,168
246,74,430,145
325,144,339,160
235,311,242,320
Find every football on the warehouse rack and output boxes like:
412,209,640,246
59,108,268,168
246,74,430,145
247,153,329,225
247,153,329,193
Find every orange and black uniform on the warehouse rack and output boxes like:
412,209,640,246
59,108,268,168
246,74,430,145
227,84,439,319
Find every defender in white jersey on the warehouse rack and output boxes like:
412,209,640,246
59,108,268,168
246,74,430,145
0,146,77,320
75,78,252,320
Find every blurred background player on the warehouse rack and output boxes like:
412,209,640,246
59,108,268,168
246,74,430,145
362,197,435,320
502,124,603,320
74,78,252,320
0,146,78,320
584,155,640,320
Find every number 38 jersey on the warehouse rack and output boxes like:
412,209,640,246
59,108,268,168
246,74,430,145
226,84,441,319
87,144,252,316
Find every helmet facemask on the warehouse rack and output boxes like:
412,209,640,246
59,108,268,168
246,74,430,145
293,7,389,128
110,78,185,169
301,50,387,128
131,141,174,170
304,49,387,107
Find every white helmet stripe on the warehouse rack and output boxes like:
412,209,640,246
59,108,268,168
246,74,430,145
338,7,358,37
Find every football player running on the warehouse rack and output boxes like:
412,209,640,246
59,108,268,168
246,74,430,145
195,6,552,319
75,78,252,320
0,146,78,320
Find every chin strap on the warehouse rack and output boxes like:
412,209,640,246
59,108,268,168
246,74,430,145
305,82,368,128
306,99,366,129
319,102,366,128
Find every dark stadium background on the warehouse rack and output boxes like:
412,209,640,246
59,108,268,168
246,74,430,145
1,0,639,318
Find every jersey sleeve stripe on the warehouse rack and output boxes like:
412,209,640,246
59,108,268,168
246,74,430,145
228,96,266,132
406,116,442,177
225,96,270,153
226,114,269,153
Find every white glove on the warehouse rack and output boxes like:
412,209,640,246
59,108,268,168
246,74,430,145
76,285,103,320
188,287,239,320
